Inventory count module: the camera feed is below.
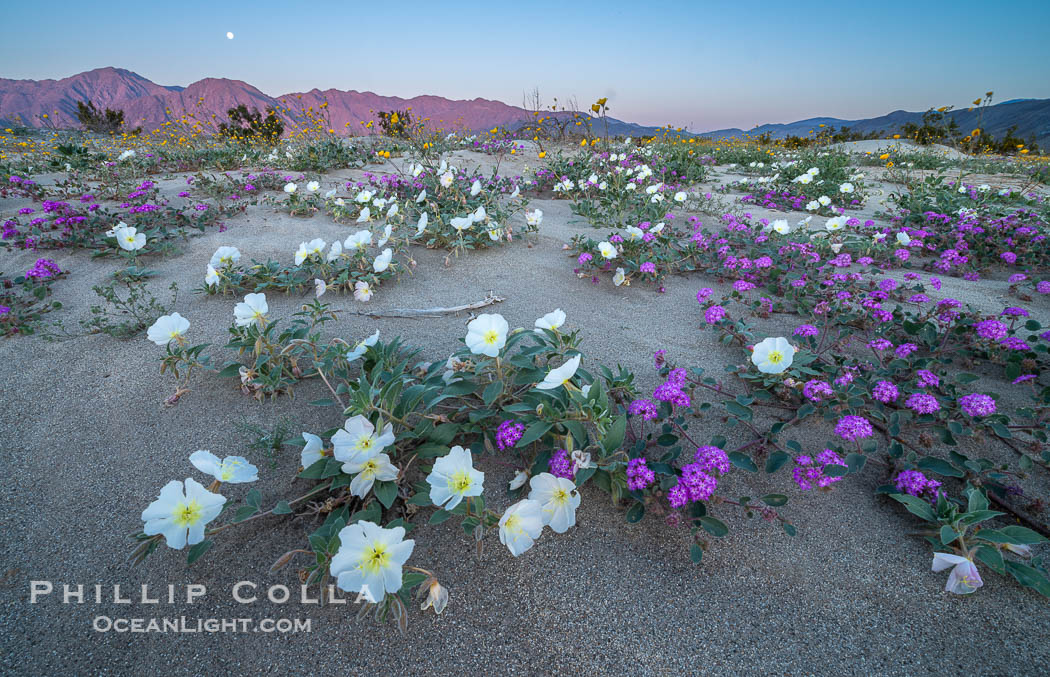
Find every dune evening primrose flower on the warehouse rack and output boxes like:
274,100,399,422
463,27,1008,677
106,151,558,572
751,337,795,374
345,230,372,252
465,313,509,357
330,521,414,603
233,293,268,327
613,267,627,286
427,446,484,510
354,281,373,301
524,209,544,227
415,212,428,236
597,241,617,259
141,478,226,550
209,246,241,268
343,453,399,498
300,432,326,468
373,248,392,273
498,499,545,556
147,312,190,346
333,415,395,465
534,309,566,334
114,224,146,251
345,329,380,362
189,450,258,483
537,354,581,390
932,552,983,594
283,182,297,194
294,238,326,265
306,180,320,192
528,472,581,533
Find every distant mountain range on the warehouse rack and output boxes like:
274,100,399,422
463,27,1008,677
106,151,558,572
0,67,659,136
2,68,1048,146
700,99,1050,145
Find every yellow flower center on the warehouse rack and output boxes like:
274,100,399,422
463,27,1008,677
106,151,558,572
483,329,499,345
358,437,373,452
449,470,473,494
360,543,391,575
768,351,783,364
503,514,522,533
172,499,203,527
551,488,569,506
362,459,378,476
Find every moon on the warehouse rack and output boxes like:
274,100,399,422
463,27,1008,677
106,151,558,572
226,32,234,39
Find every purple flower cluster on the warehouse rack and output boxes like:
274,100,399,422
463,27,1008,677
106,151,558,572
894,470,942,503
803,379,834,402
974,319,1008,341
794,324,819,337
693,446,730,475
916,370,940,388
793,450,845,490
959,393,996,417
872,381,899,403
495,420,525,451
835,415,873,441
548,449,575,480
628,398,659,420
704,305,727,324
668,463,718,508
905,392,940,415
653,368,691,408
626,458,656,491
24,258,62,279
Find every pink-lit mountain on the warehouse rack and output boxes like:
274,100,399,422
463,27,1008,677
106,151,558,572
0,67,661,135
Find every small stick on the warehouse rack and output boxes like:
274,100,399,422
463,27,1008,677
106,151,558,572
342,293,504,318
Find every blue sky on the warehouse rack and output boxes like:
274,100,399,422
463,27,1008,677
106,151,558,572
2,0,1048,131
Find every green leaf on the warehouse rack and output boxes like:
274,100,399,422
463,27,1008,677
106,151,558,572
217,362,243,378
373,480,398,509
690,544,703,564
967,487,989,513
765,450,790,474
187,539,214,565
890,493,936,522
603,415,627,454
574,467,596,487
955,373,980,384
1005,561,1050,598
940,525,959,545
958,509,1003,526
728,452,758,472
626,501,645,523
245,488,262,510
761,494,788,507
978,525,1047,545
917,457,964,478
973,544,1005,575
845,453,867,474
823,463,848,477
517,420,552,448
782,523,797,537
428,509,452,525
482,380,503,406
273,500,292,515
308,398,335,407
990,423,1013,439
724,401,752,421
699,516,728,537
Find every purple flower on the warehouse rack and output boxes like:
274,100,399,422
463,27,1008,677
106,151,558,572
628,399,659,421
1037,281,1050,294
835,415,873,441
916,370,940,388
578,252,593,265
895,343,918,358
696,288,713,302
626,458,656,491
872,381,899,403
894,470,942,502
868,338,893,351
794,450,845,490
704,305,727,324
495,420,525,451
959,393,996,417
794,324,819,337
974,319,1008,340
906,392,940,414
803,379,833,402
693,446,730,475
1000,337,1029,351
640,261,656,274
548,449,575,480
1013,374,1036,384
1001,306,1029,318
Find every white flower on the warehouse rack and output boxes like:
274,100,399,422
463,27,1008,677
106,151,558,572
345,230,372,252
571,450,593,472
355,190,375,203
294,238,326,265
487,227,502,241
354,281,373,302
333,415,395,465
356,206,371,223
526,209,543,227
896,232,911,245
141,478,225,550
372,197,387,209
818,195,832,207
509,470,529,491
301,432,325,468
415,212,429,236
114,225,146,251
528,473,580,533
471,205,487,223
534,309,566,334
825,216,846,232
751,337,795,374
427,446,484,510
1003,543,1032,557
443,355,469,384
386,203,398,219
807,167,819,176
465,313,508,357
325,188,337,199
377,223,393,248
343,453,399,498
839,182,854,194
624,226,643,241
147,313,190,346
499,499,545,557
189,450,258,484
373,248,393,273
978,184,990,192
330,521,414,603
205,264,220,287
873,232,888,243
327,240,343,262
284,182,297,194
412,164,424,178
806,200,820,211
233,293,268,327
931,552,983,594
314,278,327,298
210,246,241,268
772,219,791,235
613,267,627,286
470,179,482,196
440,171,454,188
674,191,687,202
415,188,427,203
306,180,320,192
795,173,813,185
451,215,473,232
509,184,520,198
118,149,136,162
345,329,380,362
650,222,665,235
597,241,617,259
537,354,581,390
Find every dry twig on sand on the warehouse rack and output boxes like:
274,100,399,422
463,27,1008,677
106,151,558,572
342,293,504,319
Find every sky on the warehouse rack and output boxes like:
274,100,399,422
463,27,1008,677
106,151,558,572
2,0,1049,131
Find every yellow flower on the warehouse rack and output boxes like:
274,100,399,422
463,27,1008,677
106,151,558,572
538,151,546,158
971,128,980,136
879,153,890,160
893,134,900,139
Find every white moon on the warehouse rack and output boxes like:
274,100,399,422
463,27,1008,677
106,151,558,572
226,32,234,39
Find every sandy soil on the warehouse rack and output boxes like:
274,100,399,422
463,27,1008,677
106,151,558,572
1,150,1048,675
